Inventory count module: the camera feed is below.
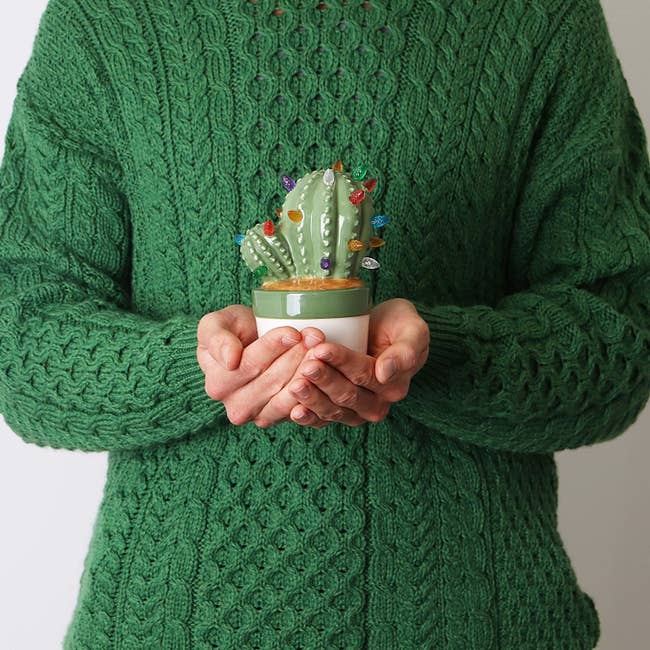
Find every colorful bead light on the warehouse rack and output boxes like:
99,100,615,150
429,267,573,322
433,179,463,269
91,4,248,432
263,219,275,236
288,209,303,223
363,177,377,192
348,239,365,252
369,236,385,248
361,256,380,270
254,265,268,278
320,257,332,270
323,168,335,187
281,174,296,191
352,163,367,180
234,234,244,245
371,214,389,228
349,189,365,205
332,159,344,172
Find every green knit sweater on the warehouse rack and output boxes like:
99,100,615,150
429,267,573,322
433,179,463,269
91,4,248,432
2,0,649,648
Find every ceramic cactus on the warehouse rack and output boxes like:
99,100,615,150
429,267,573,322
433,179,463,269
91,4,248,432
240,166,379,283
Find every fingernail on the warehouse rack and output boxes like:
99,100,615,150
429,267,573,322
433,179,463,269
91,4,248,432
291,382,309,398
383,358,398,381
294,407,308,420
282,334,301,346
314,349,332,361
304,333,322,347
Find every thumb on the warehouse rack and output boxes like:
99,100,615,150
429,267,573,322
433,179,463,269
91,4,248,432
199,305,257,371
375,324,429,384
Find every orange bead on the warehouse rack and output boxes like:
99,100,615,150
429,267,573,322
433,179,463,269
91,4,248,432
288,209,303,223
369,236,385,248
332,159,344,172
275,207,282,218
348,239,365,252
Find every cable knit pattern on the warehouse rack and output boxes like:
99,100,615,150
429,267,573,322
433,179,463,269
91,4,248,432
1,0,649,648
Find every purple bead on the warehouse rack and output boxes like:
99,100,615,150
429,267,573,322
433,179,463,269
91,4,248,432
320,257,331,270
281,174,296,192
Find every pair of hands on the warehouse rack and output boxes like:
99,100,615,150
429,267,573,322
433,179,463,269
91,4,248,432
196,298,430,429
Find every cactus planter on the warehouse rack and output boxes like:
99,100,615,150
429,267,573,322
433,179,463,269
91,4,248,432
237,162,388,353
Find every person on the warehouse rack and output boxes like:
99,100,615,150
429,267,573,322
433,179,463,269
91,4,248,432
1,0,648,648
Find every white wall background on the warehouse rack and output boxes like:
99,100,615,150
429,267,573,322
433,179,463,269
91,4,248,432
0,2,648,648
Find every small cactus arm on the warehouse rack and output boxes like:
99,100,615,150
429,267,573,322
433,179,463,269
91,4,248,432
240,168,375,281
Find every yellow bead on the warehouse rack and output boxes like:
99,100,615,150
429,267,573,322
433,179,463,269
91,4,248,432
348,239,365,252
332,159,344,172
288,209,303,223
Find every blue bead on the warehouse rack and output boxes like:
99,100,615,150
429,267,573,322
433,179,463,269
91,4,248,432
234,233,245,245
371,214,389,228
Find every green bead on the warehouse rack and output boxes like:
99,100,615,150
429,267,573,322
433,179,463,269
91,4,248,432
352,163,368,180
254,265,268,278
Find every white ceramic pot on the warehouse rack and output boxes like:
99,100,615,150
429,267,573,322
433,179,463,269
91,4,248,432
252,285,372,354
255,313,370,354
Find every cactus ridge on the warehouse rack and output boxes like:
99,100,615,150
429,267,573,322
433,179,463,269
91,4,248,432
240,167,376,282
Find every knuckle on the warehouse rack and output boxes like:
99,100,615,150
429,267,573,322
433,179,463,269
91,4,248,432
204,378,225,401
253,416,271,428
384,386,407,403
378,403,391,421
205,334,222,361
350,369,373,387
226,405,250,426
395,386,409,401
198,311,227,342
238,355,262,379
335,389,358,407
328,409,346,421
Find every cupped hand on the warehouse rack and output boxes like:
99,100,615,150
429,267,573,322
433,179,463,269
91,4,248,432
197,305,337,427
277,298,430,427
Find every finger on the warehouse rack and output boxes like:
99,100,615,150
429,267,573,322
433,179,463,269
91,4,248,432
286,378,364,426
308,342,382,392
375,336,427,385
294,359,389,423
253,377,303,428
225,341,307,425
250,332,323,427
237,326,302,383
289,404,330,429
298,326,325,349
198,305,258,370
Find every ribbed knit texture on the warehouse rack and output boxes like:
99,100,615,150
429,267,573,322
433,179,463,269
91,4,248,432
1,0,649,648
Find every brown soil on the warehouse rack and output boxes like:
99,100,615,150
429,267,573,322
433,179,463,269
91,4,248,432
261,277,365,291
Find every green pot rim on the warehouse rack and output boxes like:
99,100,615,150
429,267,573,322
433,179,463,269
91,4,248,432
252,285,372,319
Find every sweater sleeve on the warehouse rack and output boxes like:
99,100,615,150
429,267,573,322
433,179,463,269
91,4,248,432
0,0,226,453
393,0,650,454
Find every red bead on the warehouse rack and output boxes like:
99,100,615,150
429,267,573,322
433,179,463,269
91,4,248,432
363,177,377,192
349,188,366,205
263,219,275,236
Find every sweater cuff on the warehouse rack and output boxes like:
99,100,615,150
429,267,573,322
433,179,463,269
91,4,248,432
156,313,226,422
411,301,469,382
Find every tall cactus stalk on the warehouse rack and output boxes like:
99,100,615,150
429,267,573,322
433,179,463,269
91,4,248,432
240,167,377,283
